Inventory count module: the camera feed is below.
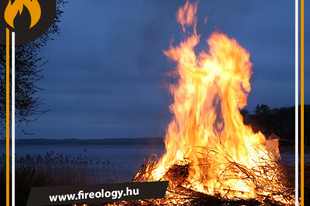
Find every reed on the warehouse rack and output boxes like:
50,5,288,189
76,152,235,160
0,151,124,206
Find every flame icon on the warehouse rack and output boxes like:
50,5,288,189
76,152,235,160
4,0,41,29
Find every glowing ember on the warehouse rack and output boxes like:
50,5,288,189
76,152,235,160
132,1,296,205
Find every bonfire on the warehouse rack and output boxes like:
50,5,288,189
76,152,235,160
130,1,296,205
90,1,297,205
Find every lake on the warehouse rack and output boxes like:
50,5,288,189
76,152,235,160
0,144,302,182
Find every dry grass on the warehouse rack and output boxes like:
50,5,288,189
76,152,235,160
0,152,124,206
11,152,124,185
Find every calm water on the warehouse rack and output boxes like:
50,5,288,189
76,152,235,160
0,144,304,182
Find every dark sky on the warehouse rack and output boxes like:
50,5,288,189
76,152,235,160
16,0,308,139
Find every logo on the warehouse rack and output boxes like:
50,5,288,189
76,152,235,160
0,0,56,45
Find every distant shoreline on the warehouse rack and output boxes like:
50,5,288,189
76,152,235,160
0,137,165,146
0,138,304,154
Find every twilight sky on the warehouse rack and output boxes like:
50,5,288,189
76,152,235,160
16,0,309,139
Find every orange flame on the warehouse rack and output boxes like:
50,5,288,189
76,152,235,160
4,0,41,29
142,1,293,204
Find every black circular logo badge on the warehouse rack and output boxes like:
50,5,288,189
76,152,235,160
0,0,56,45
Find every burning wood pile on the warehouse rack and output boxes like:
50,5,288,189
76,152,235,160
129,150,295,205
129,1,296,205
89,1,297,205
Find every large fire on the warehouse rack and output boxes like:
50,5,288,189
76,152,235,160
132,1,295,205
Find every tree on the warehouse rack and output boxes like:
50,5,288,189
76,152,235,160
0,0,67,137
240,108,249,123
